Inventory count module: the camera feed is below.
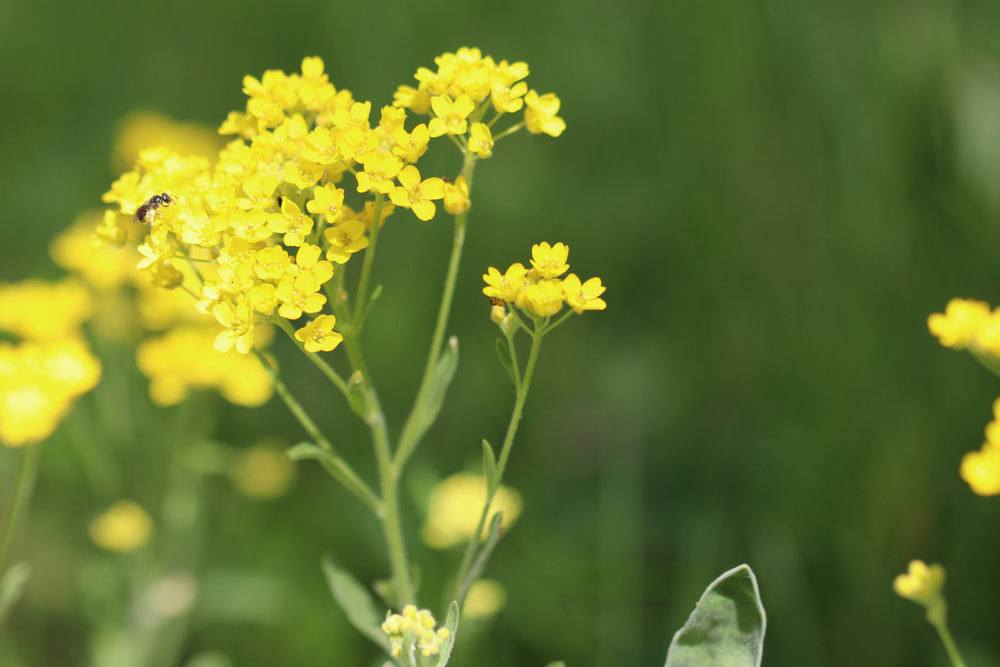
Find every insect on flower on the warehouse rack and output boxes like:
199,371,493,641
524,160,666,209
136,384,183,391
135,192,173,224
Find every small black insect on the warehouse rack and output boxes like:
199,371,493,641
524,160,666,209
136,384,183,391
136,192,173,223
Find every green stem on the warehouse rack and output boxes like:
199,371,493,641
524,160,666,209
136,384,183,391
353,194,385,328
395,153,477,471
274,318,353,402
0,445,41,571
253,352,381,515
450,328,544,604
930,614,967,667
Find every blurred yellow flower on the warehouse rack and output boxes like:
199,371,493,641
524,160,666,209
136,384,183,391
50,213,139,290
928,298,991,349
894,560,945,606
0,279,92,342
136,325,272,406
89,500,153,553
0,338,101,447
422,473,522,549
464,579,506,620
230,443,295,499
960,442,1000,495
113,111,222,169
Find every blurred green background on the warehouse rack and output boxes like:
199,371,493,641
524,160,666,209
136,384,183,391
4,0,1000,665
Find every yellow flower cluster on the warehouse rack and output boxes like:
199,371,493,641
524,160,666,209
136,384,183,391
959,397,1000,495
381,604,451,658
483,242,607,319
894,560,946,606
0,280,101,447
927,299,1000,494
394,45,566,145
422,472,522,549
137,325,273,407
89,500,153,553
102,56,459,356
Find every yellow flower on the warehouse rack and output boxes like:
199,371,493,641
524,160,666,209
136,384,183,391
356,151,403,195
482,263,528,303
324,220,369,264
529,241,570,279
230,442,295,499
212,299,257,354
51,214,138,290
562,274,607,313
468,122,494,158
928,298,991,349
428,94,475,137
137,324,273,406
392,123,431,163
491,81,528,114
276,198,314,246
382,605,451,658
960,442,1000,495
306,184,346,222
0,338,101,447
464,580,506,620
113,111,222,169
89,500,153,553
393,84,432,114
422,473,522,549
443,176,471,215
524,91,566,137
0,279,93,342
294,314,343,353
390,166,445,221
517,279,565,317
894,560,946,606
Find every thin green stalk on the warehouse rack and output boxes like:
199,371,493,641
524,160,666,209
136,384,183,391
274,318,353,402
395,153,477,471
0,444,41,571
253,352,381,515
450,329,544,604
353,194,385,328
930,613,967,667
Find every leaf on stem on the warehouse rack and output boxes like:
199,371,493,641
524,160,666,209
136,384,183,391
434,601,461,667
322,557,392,653
495,339,517,386
481,439,498,493
409,337,459,444
456,512,505,606
0,562,31,627
664,564,766,667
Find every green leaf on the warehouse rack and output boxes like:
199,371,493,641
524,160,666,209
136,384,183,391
0,562,31,627
410,337,459,443
433,601,461,666
456,512,505,605
321,557,391,653
481,439,498,492
495,338,516,385
664,564,766,667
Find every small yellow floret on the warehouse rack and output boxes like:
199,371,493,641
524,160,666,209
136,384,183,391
89,500,153,553
893,560,946,606
927,298,990,349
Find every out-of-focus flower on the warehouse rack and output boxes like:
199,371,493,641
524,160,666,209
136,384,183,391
113,111,222,169
894,560,946,607
422,473,522,549
0,279,92,342
136,325,273,406
230,442,295,499
89,500,153,553
464,579,506,620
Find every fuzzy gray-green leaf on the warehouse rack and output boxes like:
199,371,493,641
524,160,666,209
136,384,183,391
664,564,766,667
433,601,461,666
481,439,498,492
0,562,31,627
321,557,391,653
